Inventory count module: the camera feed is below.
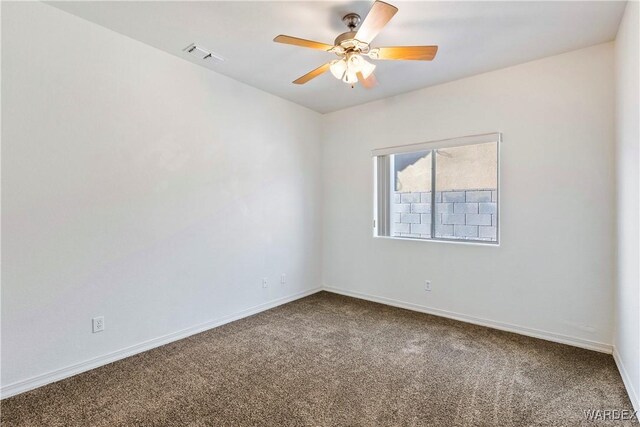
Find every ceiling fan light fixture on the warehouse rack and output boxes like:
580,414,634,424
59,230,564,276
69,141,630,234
329,59,347,79
343,69,358,85
329,54,376,85
352,54,376,79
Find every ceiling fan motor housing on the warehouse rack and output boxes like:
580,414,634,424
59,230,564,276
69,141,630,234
334,31,357,47
335,11,379,54
335,13,369,53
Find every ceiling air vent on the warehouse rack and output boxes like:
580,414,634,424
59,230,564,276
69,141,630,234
183,43,224,63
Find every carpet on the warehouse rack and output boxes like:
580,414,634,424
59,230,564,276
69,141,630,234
1,291,636,426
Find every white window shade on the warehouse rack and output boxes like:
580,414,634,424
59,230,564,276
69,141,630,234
371,132,501,157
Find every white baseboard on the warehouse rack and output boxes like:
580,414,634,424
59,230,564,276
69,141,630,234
323,286,613,354
0,287,322,400
613,347,640,412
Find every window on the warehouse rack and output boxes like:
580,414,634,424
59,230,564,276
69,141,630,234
374,133,500,244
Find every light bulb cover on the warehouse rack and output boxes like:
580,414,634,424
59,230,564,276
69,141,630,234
359,58,376,79
343,70,358,84
329,59,347,79
347,54,376,79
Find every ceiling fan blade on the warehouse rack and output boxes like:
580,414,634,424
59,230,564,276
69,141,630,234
357,72,378,89
355,1,398,44
274,35,334,51
293,62,332,84
373,46,438,61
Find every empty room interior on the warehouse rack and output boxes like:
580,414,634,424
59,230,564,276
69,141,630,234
1,0,639,425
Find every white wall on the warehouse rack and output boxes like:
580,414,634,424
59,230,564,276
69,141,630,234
614,0,640,411
322,43,616,351
1,2,322,393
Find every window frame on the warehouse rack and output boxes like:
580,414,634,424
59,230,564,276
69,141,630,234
373,133,501,246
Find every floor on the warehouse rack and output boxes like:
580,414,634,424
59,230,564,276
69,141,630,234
1,292,636,426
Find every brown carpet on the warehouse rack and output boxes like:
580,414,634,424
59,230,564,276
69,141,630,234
1,292,636,426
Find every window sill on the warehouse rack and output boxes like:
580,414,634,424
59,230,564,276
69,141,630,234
373,235,500,247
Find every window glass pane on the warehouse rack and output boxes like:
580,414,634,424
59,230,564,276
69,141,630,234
434,142,498,241
390,150,432,238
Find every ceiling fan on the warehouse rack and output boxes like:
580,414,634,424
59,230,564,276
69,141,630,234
273,1,438,89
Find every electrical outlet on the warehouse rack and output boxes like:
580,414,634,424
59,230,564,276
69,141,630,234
281,274,286,285
262,278,268,288
425,281,432,292
92,316,105,333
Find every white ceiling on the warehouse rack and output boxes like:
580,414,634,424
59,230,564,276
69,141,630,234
48,1,626,113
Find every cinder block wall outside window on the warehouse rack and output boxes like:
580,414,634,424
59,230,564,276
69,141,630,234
392,189,497,240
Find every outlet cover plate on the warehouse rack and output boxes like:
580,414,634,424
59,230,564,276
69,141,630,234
92,316,105,333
